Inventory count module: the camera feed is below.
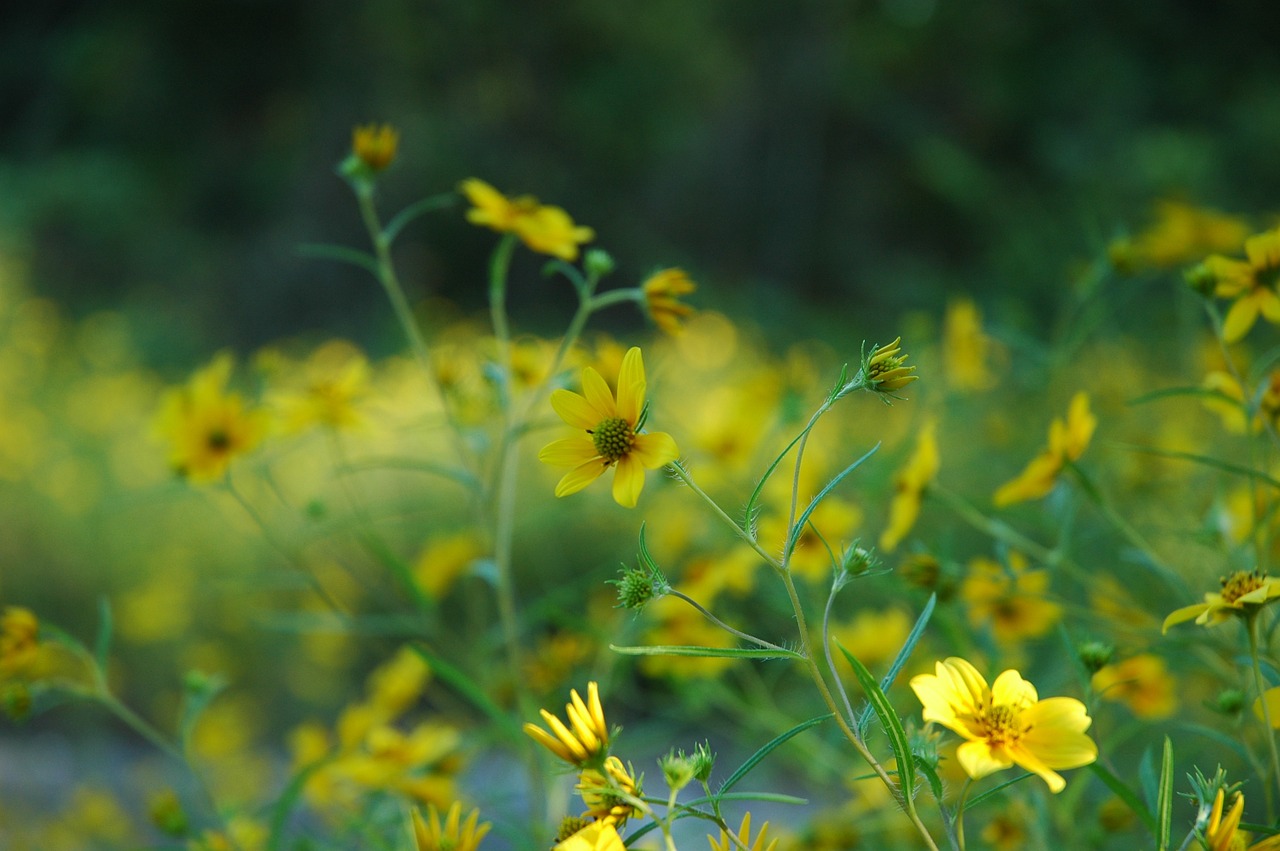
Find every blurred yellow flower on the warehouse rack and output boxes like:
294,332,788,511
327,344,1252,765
524,681,610,767
153,352,266,483
880,419,939,552
0,606,39,677
459,178,594,261
710,812,779,851
1205,226,1280,343
270,341,371,433
993,392,1095,506
759,497,862,581
554,821,625,851
910,656,1097,793
829,608,913,671
1202,789,1280,851
413,532,485,599
411,802,490,851
864,337,918,393
352,123,400,172
1091,654,1177,720
1108,199,1248,273
539,346,679,508
577,756,641,827
1162,569,1280,632
942,298,1001,392
960,552,1061,643
641,268,697,335
460,178,539,231
366,646,432,718
1201,369,1280,434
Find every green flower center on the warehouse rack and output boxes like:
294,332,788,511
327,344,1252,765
591,417,634,462
1220,569,1267,604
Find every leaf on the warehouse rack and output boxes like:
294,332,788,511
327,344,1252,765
267,758,331,851
858,594,935,736
1156,737,1174,851
744,430,809,530
93,597,113,674
719,714,832,794
297,243,379,276
837,641,914,805
916,759,945,802
409,645,523,742
1116,443,1280,490
383,193,456,243
785,444,880,560
1089,762,1156,834
965,772,1034,810
608,644,804,661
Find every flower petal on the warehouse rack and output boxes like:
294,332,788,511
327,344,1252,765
611,455,646,508
1223,296,1260,343
1161,602,1210,633
991,669,1037,708
631,431,680,469
580,367,617,420
616,347,646,425
551,389,602,431
555,459,609,498
539,437,600,468
1007,745,1067,793
956,739,1012,781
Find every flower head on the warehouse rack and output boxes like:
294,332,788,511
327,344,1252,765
577,756,641,827
459,179,595,261
863,337,918,393
943,298,1002,392
1203,226,1280,343
1090,654,1177,720
554,821,625,851
351,123,400,173
1202,789,1280,851
910,657,1097,793
880,419,939,552
153,353,266,483
709,813,778,851
539,347,679,508
959,552,1062,644
524,682,610,767
993,392,1095,506
1162,570,1280,632
641,268,697,335
411,802,490,851
0,607,39,677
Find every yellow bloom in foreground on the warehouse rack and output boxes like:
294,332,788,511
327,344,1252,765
539,347,679,507
710,813,779,851
352,123,400,172
524,682,610,767
993,391,1095,506
459,178,595,261
1163,570,1280,632
910,657,1097,793
555,821,625,851
1206,226,1280,343
880,419,940,552
641,268,697,335
153,353,266,483
1203,789,1280,851
864,337,918,393
411,802,490,851
1090,654,1177,720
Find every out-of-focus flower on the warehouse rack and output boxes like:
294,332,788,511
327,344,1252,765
910,656,1097,793
269,341,371,433
829,608,913,671
413,532,485,599
641,268,697,335
460,179,539,232
153,353,266,484
942,298,1002,392
351,123,400,173
459,179,595,261
863,337,918,393
1202,789,1280,851
1201,369,1280,434
366,646,432,718
411,802,490,851
576,756,641,827
880,420,939,551
1091,654,1177,720
554,821,625,851
1163,570,1280,632
1201,226,1280,343
993,392,1095,506
980,801,1031,851
524,682,610,767
710,812,779,851
539,347,679,508
0,607,39,677
1108,199,1249,273
960,553,1061,644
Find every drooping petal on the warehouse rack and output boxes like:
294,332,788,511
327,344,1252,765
616,347,646,425
611,454,646,508
631,431,680,469
580,367,617,420
555,459,609,498
1223,296,1260,343
1007,745,1067,793
1161,601,1210,633
956,739,1013,781
551,389,603,431
539,437,600,468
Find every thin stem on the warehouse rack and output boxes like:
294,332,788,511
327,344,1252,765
1247,614,1280,815
669,461,781,569
954,779,973,851
1065,461,1172,576
669,589,790,653
822,584,858,726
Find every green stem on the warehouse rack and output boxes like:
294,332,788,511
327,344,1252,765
669,589,790,653
955,779,973,851
1066,461,1172,575
1247,614,1280,815
669,461,781,569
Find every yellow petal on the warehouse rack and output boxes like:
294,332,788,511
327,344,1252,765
1223,296,1260,343
990,669,1038,707
616,347,646,425
580,366,617,420
631,431,679,469
1008,745,1068,793
555,460,608,498
611,455,646,507
1253,686,1280,729
551,388,602,431
956,739,1013,781
539,437,600,468
1161,602,1210,633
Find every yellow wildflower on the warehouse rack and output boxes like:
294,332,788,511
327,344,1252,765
864,337,918,393
459,178,595,261
270,341,371,433
539,346,679,508
1091,654,1177,720
555,821,626,851
577,756,641,826
829,608,913,671
710,813,779,851
960,553,1061,643
0,606,39,677
1202,226,1280,342
993,392,1095,506
880,419,939,551
1203,789,1280,851
524,681,610,767
641,268,697,335
943,298,1001,392
460,178,540,231
1108,199,1248,272
1162,569,1280,632
411,802,490,851
153,352,266,483
352,123,400,172
413,532,485,599
910,656,1097,793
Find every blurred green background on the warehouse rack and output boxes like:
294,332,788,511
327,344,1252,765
8,0,1280,358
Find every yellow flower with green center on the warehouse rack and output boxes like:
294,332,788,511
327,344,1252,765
910,657,1097,793
554,821,625,851
1204,226,1280,343
641,268,697,335
1202,789,1280,851
709,813,778,851
411,802,491,851
524,682,610,767
539,347,679,508
153,352,267,484
1162,569,1280,632
352,123,400,172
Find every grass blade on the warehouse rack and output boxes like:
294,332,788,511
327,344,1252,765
609,644,804,661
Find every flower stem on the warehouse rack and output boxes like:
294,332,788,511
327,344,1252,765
668,461,780,569
669,589,790,653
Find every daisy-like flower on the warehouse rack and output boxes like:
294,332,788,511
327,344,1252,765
153,352,267,484
709,812,778,851
880,419,940,552
459,178,540,232
1203,226,1280,343
554,821,625,851
577,756,642,827
524,682,610,768
863,337,918,393
539,347,679,508
910,657,1097,793
993,392,1095,506
458,179,595,261
352,123,400,173
1090,653,1177,720
1202,789,1280,851
1162,569,1280,632
411,802,490,851
641,268,697,335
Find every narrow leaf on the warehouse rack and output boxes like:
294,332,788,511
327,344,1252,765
1156,737,1174,851
719,714,831,794
786,444,880,559
744,430,809,529
965,772,1034,809
409,645,522,742
609,644,804,661
838,641,914,804
857,593,935,735
1089,763,1156,834
1117,443,1280,490
93,597,113,673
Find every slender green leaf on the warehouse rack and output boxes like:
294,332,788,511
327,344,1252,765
178,673,228,753
785,444,880,559
1156,736,1174,851
1116,443,1280,490
719,714,832,794
609,644,804,661
409,645,522,742
335,457,480,490
298,243,379,276
384,193,455,243
1089,763,1156,834
93,597,113,673
744,430,809,530
267,758,331,851
916,759,945,802
858,594,935,735
1127,386,1237,407
838,642,914,804
965,772,1035,810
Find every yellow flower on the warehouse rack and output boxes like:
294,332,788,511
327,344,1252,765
413,532,485,599
829,608,913,671
1108,199,1248,273
864,337,918,393
554,821,626,851
641,268,697,335
1162,570,1280,632
710,813,779,851
539,346,679,508
458,178,594,261
153,353,266,483
0,607,39,677
269,341,371,433
1203,226,1280,342
910,657,1097,793
880,419,939,552
524,681,610,767
1090,654,1177,720
411,802,490,851
1203,789,1280,851
352,123,400,172
943,298,1001,392
576,756,641,826
993,392,1095,506
959,553,1061,644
